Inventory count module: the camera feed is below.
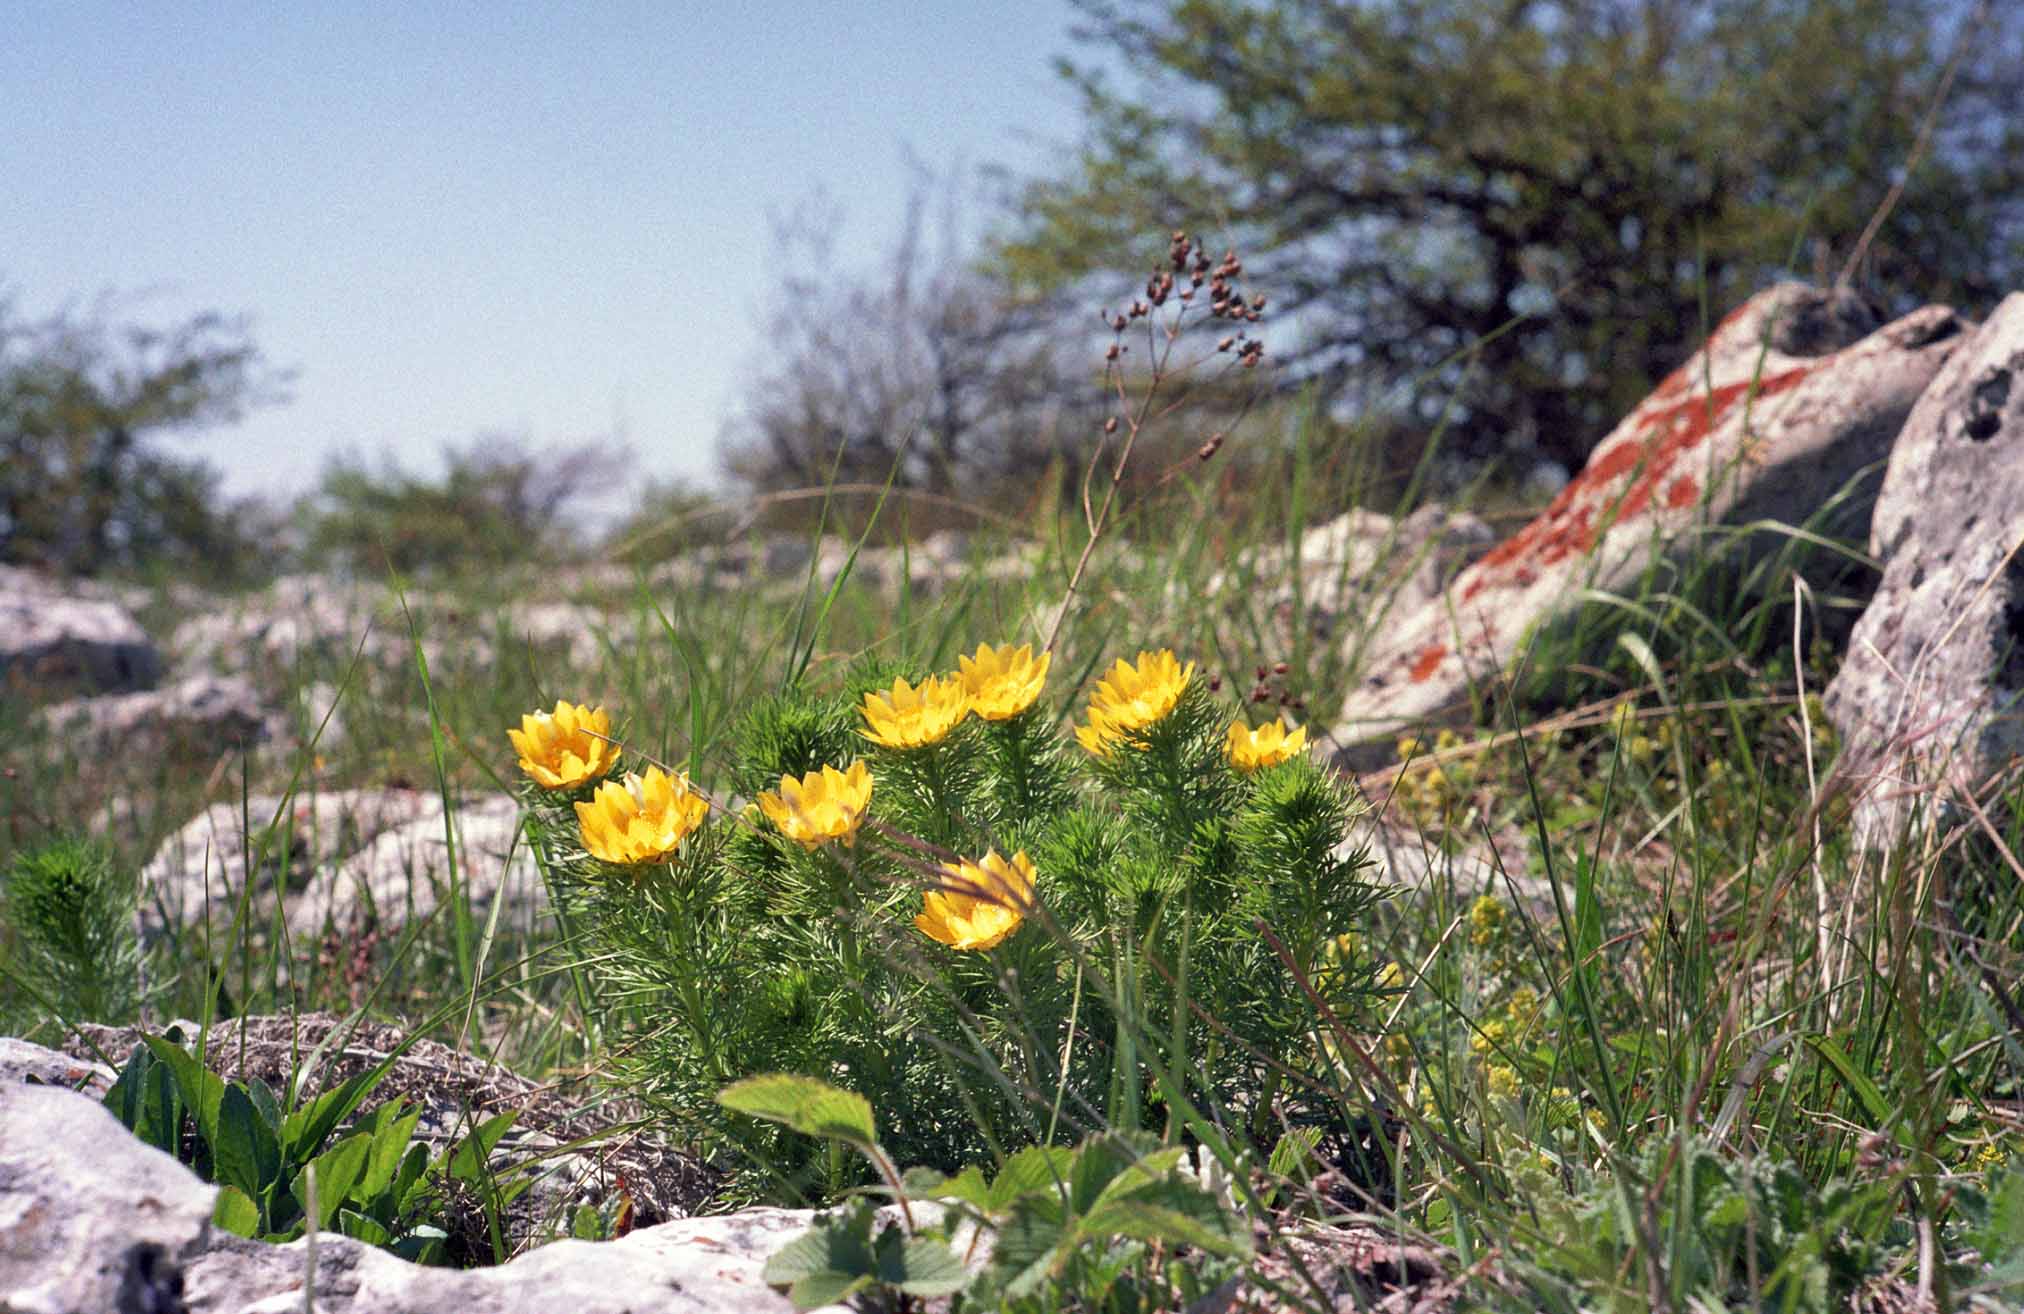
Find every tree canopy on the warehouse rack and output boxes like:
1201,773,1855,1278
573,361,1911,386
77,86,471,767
0,299,278,578
991,0,2024,471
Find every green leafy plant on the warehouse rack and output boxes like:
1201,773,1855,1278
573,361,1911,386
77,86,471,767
103,1028,527,1265
721,1072,1249,1312
0,836,142,1025
513,635,1387,1199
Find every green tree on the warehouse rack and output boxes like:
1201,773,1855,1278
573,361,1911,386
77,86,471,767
994,0,2024,471
0,297,279,578
300,436,630,575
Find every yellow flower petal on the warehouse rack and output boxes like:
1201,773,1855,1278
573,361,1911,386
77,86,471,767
860,674,969,749
757,761,874,848
1225,717,1307,772
917,850,1036,951
956,642,1051,721
574,765,709,865
509,699,620,790
1077,649,1193,751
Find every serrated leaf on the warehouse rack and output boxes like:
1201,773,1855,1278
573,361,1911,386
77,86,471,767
717,1074,877,1148
989,1146,1077,1211
787,1271,872,1310
212,1184,261,1237
763,1204,878,1303
989,1196,1072,1299
1080,1179,1250,1258
872,1227,969,1296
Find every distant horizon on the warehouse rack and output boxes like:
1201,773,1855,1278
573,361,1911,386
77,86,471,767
1,3,1089,507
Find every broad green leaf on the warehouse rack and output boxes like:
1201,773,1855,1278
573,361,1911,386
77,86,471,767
989,1196,1073,1299
337,1208,392,1246
140,1034,226,1153
762,1202,875,1283
294,1131,372,1230
1089,1146,1189,1209
104,1045,181,1157
871,1227,969,1297
242,1076,282,1137
989,1146,1077,1211
358,1100,422,1201
212,1184,261,1238
443,1110,518,1184
787,1272,872,1311
717,1074,877,1148
211,1084,283,1203
1081,1179,1251,1258
393,1141,431,1212
569,1204,605,1241
281,1069,393,1163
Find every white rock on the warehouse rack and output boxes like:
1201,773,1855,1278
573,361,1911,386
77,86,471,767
0,1074,840,1314
0,566,162,694
1331,283,1964,749
1825,291,2024,847
34,674,282,756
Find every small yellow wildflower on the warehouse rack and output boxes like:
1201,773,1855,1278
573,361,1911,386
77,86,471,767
1467,894,1507,949
957,642,1051,721
1225,717,1308,772
916,849,1036,951
508,700,620,791
574,766,709,865
1395,735,1422,761
860,674,969,750
757,761,873,849
1486,1064,1521,1100
1076,649,1194,753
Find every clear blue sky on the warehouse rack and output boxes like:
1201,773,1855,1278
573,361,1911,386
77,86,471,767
1,3,1088,503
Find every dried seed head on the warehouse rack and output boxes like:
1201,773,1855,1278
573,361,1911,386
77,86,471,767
1105,343,1121,361
1198,433,1224,461
1273,662,1289,675
1217,336,1234,352
1103,416,1119,434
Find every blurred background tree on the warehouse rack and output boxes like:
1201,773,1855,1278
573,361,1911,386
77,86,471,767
298,436,633,576
718,177,1105,530
0,297,282,580
985,0,2024,477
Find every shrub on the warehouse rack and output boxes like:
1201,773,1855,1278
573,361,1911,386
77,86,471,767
0,836,142,1025
509,642,1387,1202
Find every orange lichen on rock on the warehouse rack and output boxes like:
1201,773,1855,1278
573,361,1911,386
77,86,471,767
1456,364,1813,603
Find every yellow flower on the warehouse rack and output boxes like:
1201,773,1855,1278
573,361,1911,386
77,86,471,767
1074,709,1123,758
574,766,709,865
916,849,1036,951
1076,649,1195,753
508,700,620,791
1467,894,1507,948
1486,1064,1520,1100
956,642,1051,721
757,761,873,849
860,675,969,750
1225,717,1308,772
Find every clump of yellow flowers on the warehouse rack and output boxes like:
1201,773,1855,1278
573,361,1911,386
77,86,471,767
503,631,1382,1184
509,699,620,791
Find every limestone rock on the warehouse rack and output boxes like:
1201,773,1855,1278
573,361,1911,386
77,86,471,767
0,1082,218,1314
1210,505,1495,648
0,1073,831,1314
35,673,282,757
1824,292,2024,847
0,565,162,696
139,789,543,943
0,1036,117,1094
1331,283,1964,748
